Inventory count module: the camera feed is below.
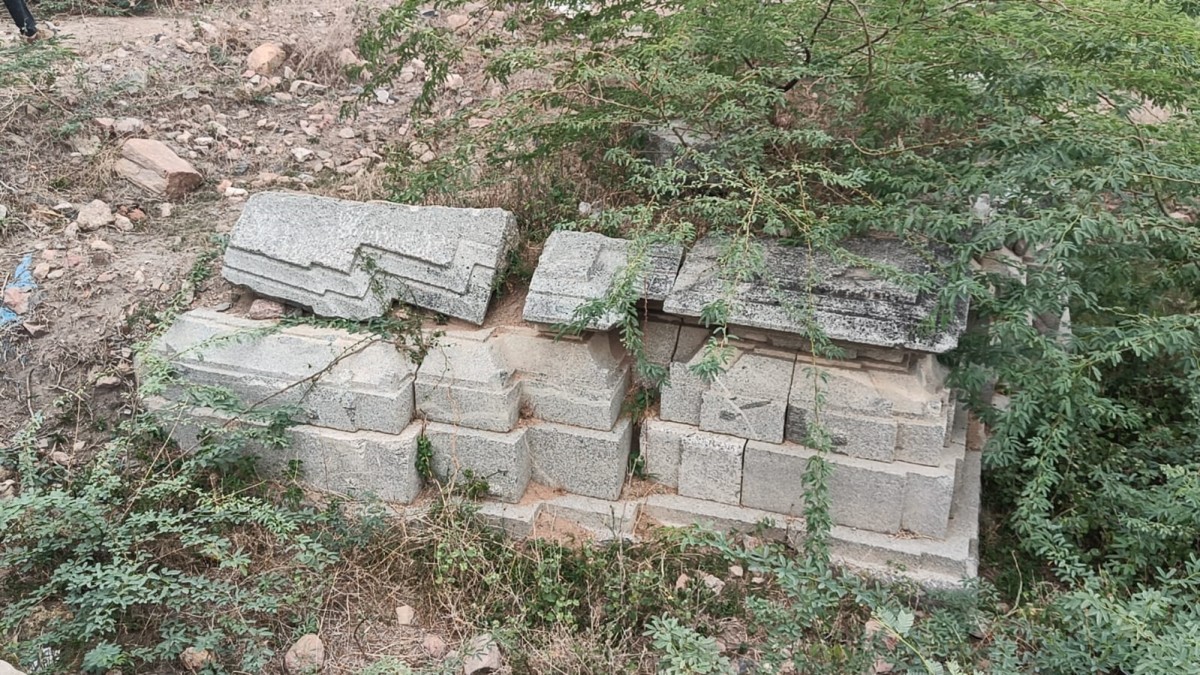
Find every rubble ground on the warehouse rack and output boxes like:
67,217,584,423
0,0,500,439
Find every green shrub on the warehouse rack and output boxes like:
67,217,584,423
361,0,1200,582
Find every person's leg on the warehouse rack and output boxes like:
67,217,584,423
4,0,38,37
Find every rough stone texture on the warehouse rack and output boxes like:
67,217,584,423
787,360,951,466
277,423,426,502
639,417,691,487
148,398,424,503
284,634,325,674
698,349,794,443
677,430,746,505
741,439,960,537
541,494,640,542
499,330,629,431
664,236,967,353
638,317,681,386
660,353,709,426
247,42,287,75
462,633,502,675
115,138,203,198
527,417,632,500
416,329,520,432
424,422,530,503
674,325,711,362
222,192,517,323
523,231,684,329
143,309,415,434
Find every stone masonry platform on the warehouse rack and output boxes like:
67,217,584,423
146,194,979,586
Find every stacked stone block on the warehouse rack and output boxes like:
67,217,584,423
149,193,978,585
145,315,639,505
140,310,427,503
499,329,633,500
650,329,964,541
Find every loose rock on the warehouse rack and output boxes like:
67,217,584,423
284,634,325,673
395,605,416,626
247,298,285,320
95,375,122,390
247,42,287,75
22,322,48,338
422,634,448,659
462,634,501,675
76,199,115,231
115,139,203,198
3,287,31,314
0,658,26,675
113,117,144,134
179,647,214,671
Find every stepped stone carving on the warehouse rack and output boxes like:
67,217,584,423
523,231,684,329
222,192,517,323
416,329,520,432
664,236,967,353
498,330,630,431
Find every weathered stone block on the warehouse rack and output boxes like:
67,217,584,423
788,365,898,461
639,417,691,487
698,349,794,443
222,192,517,323
115,138,202,198
637,318,681,386
664,236,967,353
895,417,948,466
660,358,707,426
678,431,746,505
424,422,530,503
785,409,898,463
499,330,629,431
284,424,424,503
673,325,711,362
527,417,633,500
523,231,684,329
145,309,415,434
146,398,423,503
902,464,957,539
415,329,520,432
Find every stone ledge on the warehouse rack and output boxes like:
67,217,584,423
663,236,967,353
146,397,423,503
142,309,415,435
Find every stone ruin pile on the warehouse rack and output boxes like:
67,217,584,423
142,192,979,586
